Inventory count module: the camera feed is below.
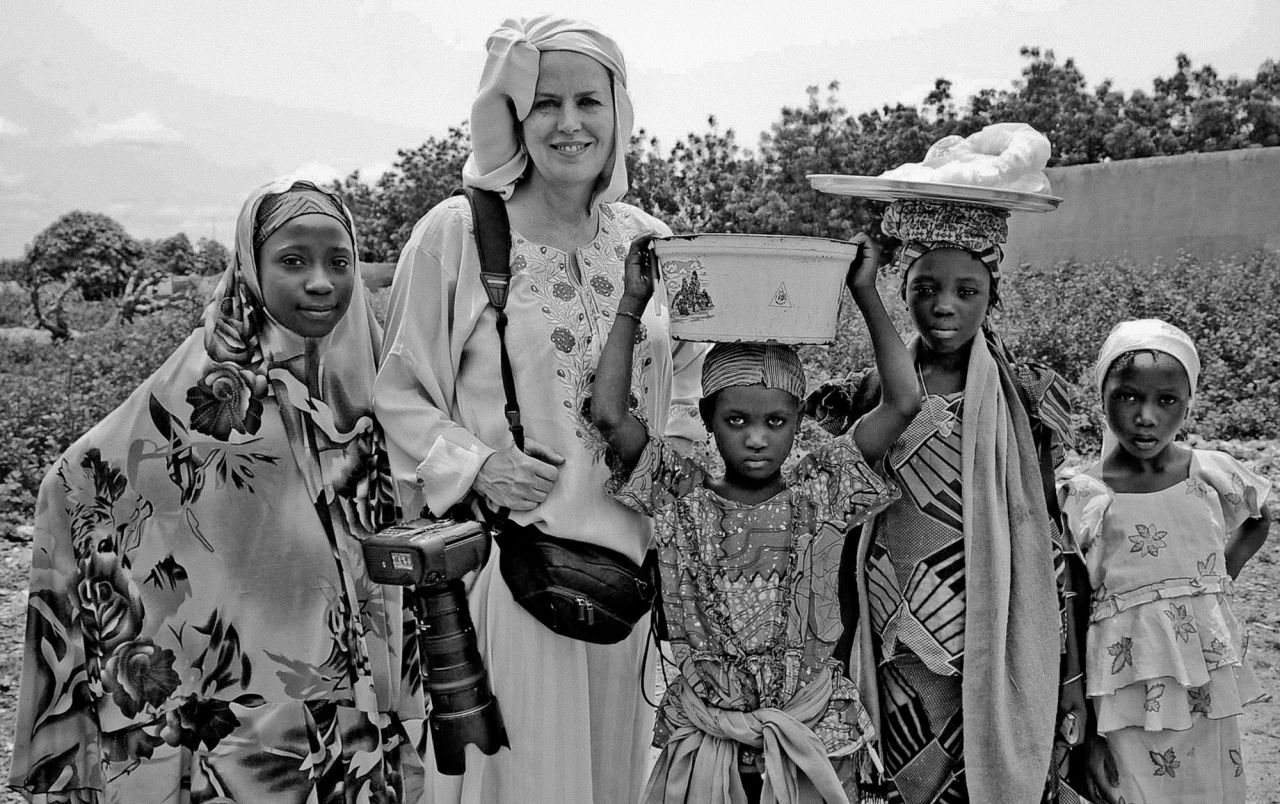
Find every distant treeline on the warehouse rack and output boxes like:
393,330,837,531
334,48,1280,261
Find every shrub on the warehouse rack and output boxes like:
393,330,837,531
797,250,1280,454
0,283,30,328
999,250,1280,446
3,251,1276,536
0,305,199,538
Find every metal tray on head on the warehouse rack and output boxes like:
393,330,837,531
806,174,1062,213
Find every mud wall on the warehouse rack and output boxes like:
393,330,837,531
1003,146,1280,268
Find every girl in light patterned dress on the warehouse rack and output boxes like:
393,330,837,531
1059,319,1271,804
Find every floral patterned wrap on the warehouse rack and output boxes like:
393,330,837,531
8,180,424,803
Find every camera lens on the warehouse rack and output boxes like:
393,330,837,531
414,579,508,774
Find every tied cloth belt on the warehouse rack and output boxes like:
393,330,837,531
643,670,851,804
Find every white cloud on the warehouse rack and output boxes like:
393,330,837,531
357,161,394,180
0,172,26,188
0,191,41,205
276,161,347,185
73,111,182,146
0,117,28,137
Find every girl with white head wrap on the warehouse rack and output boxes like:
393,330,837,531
1092,317,1201,460
1059,319,1269,803
375,14,707,804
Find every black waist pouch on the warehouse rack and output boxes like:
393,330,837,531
495,523,657,644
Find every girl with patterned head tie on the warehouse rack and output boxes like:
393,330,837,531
592,231,920,803
373,14,708,804
1059,319,1269,803
9,179,426,802
808,190,1087,802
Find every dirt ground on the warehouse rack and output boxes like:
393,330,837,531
0,458,1275,802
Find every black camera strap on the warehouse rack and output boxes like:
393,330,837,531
456,188,523,452
455,188,525,527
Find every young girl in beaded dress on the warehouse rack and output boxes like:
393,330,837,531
590,234,919,803
1059,319,1271,803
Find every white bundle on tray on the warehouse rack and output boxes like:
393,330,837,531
880,122,1052,194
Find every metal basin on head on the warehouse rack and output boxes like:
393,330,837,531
654,234,858,345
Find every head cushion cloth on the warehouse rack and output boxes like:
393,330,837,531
882,198,1009,277
702,342,806,401
462,14,633,205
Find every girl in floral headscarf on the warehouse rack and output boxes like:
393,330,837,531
9,179,425,803
808,182,1085,801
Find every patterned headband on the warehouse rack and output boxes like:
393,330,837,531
254,187,352,250
702,342,806,400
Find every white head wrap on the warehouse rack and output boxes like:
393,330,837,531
462,15,633,205
1093,318,1200,456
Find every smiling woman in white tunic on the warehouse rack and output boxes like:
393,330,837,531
373,15,707,804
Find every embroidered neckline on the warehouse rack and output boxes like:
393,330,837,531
509,201,616,258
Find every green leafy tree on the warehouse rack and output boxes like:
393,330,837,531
194,237,231,276
626,130,686,227
334,124,472,261
144,233,198,276
661,117,764,233
26,211,141,302
21,211,139,338
334,48,1280,264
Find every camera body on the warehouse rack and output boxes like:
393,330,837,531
361,517,507,775
363,517,490,586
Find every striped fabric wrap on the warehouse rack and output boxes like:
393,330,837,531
701,342,806,400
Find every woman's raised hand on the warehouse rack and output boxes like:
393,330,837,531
846,232,881,293
473,439,565,512
621,233,658,311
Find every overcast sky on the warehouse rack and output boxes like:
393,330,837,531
2,0,1277,258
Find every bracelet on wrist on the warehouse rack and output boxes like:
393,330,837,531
616,309,644,323
1061,672,1084,687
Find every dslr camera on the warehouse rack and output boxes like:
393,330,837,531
362,518,508,775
